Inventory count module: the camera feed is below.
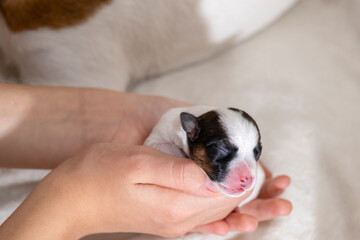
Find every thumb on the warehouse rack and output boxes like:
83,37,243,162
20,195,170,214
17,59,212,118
134,148,217,196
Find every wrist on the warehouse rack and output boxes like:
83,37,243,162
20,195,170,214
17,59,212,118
0,162,92,239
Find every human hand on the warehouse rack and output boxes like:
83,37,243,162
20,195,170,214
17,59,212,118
95,97,293,236
100,93,190,145
193,162,292,235
0,84,188,168
0,143,253,239
0,84,292,238
107,95,293,236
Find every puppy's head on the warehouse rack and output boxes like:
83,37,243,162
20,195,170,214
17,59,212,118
180,107,262,197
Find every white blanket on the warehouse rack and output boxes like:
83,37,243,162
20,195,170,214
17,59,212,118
1,0,360,239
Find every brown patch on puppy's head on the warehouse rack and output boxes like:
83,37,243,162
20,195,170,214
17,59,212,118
190,145,214,177
0,0,110,32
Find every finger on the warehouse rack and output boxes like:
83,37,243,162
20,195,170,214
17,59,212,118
259,175,291,198
224,212,258,232
193,220,230,236
133,148,216,196
239,198,293,221
259,160,272,179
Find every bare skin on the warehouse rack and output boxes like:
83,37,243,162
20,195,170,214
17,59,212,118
0,83,183,168
0,83,292,238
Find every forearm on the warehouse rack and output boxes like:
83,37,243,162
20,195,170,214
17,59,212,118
0,162,88,239
0,83,120,168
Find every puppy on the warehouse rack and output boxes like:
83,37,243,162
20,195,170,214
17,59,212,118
145,106,265,205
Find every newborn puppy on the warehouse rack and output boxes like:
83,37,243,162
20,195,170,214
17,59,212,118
145,106,265,203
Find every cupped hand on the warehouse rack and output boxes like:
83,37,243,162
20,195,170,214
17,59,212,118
102,95,293,236
30,143,250,238
82,94,293,236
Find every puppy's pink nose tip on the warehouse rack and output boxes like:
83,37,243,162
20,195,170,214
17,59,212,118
239,176,254,189
225,162,255,190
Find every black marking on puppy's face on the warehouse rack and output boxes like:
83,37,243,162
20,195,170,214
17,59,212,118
229,107,262,161
253,143,262,161
180,110,238,182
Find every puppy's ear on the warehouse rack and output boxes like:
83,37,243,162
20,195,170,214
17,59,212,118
180,112,200,141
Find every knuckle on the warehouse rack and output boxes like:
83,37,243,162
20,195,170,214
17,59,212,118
125,146,153,180
125,159,143,181
128,146,152,163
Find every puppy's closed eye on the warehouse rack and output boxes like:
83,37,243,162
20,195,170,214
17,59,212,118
206,140,238,163
206,140,227,153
